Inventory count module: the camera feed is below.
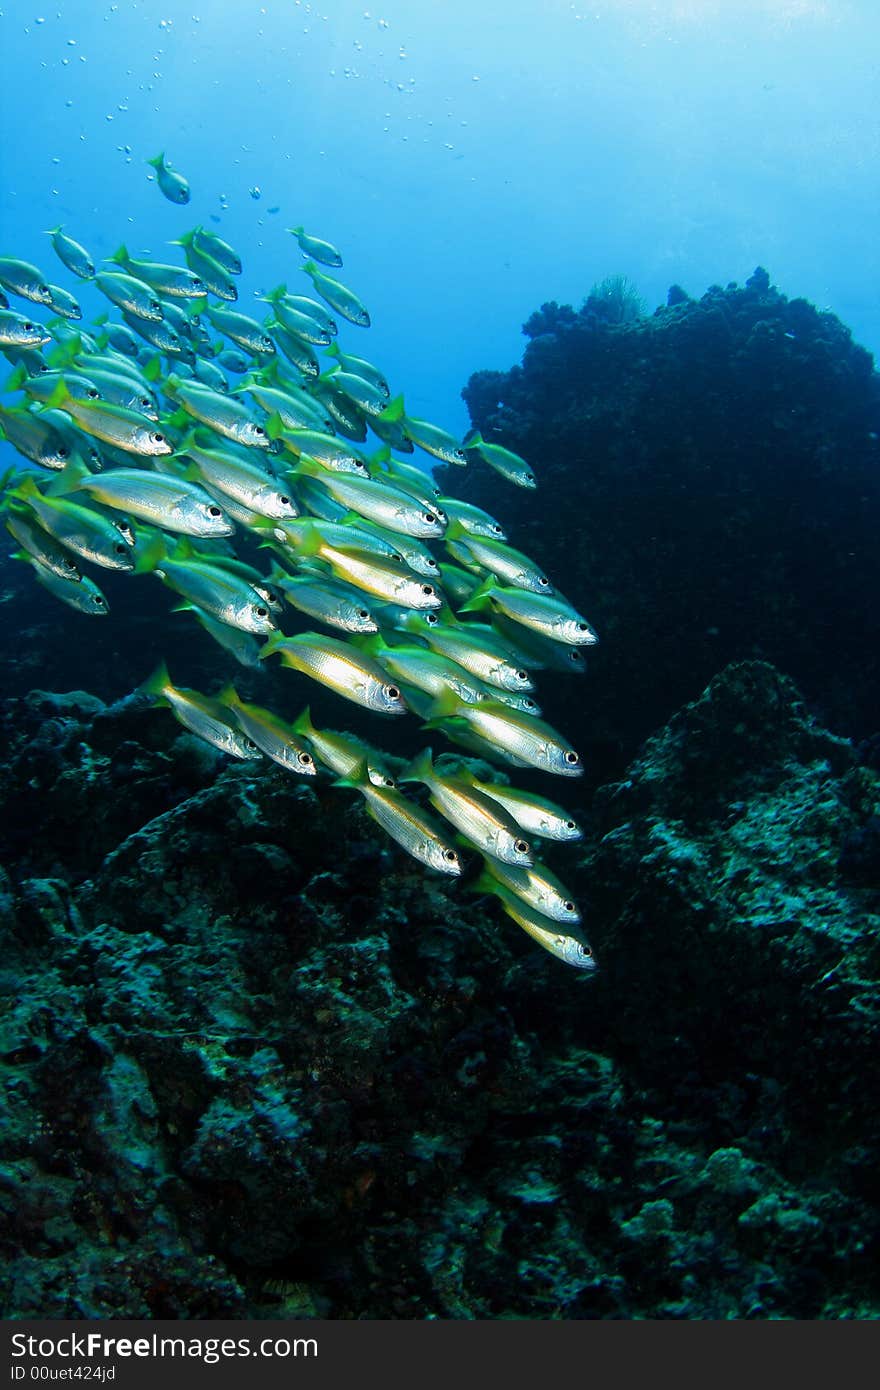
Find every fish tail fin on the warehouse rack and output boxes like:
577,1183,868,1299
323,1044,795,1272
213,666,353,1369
133,529,168,575
215,682,240,709
4,364,28,395
400,746,434,786
291,706,316,740
459,576,494,613
8,473,42,506
378,393,405,425
142,355,163,383
264,283,286,303
462,429,484,450
147,153,165,170
45,225,63,236
45,457,92,497
300,260,318,276
139,659,173,702
265,411,286,443
287,225,304,237
109,244,129,266
333,756,370,792
324,341,340,360
423,688,464,723
258,630,288,661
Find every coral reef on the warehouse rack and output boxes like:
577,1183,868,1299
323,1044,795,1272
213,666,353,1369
1,660,877,1318
461,270,880,781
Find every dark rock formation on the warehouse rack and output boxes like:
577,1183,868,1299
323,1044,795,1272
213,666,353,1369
1,663,877,1318
459,271,880,782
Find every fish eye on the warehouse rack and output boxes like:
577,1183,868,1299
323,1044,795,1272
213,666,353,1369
280,495,291,506
94,595,107,606
514,839,530,855
299,752,313,766
425,558,438,568
563,901,575,913
39,285,50,296
140,397,152,409
150,300,161,312
386,685,401,700
444,849,458,862
383,776,395,788
255,605,269,618
564,750,580,764
254,425,266,435
24,321,35,331
516,670,528,682
577,622,589,631
63,558,77,572
57,446,69,459
357,608,369,619
421,585,434,596
492,525,503,535
425,612,439,625
423,511,437,524
354,459,366,469
539,576,550,587
114,543,128,555
86,388,100,399
565,820,577,830
207,505,223,517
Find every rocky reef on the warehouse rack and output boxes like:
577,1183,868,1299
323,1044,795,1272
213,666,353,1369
461,270,880,781
1,659,877,1318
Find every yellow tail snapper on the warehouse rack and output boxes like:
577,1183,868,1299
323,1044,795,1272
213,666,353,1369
0,312,51,349
301,261,370,328
46,227,95,281
425,689,583,778
27,556,109,615
203,305,275,357
136,533,276,634
0,257,54,307
175,431,296,521
186,226,242,277
446,525,553,594
108,246,206,299
462,578,598,646
292,457,446,539
402,748,533,868
0,404,84,471
140,663,263,760
479,856,581,926
4,503,83,581
7,474,135,570
379,396,466,466
324,342,389,398
147,153,191,205
55,460,235,537
291,707,397,788
165,375,271,449
287,525,442,612
463,777,582,842
261,287,334,346
217,687,318,775
95,272,164,323
288,225,343,268
260,630,408,716
45,380,172,457
171,234,238,302
464,431,536,488
273,570,378,635
45,285,82,321
336,759,463,877
266,418,367,475
473,870,596,972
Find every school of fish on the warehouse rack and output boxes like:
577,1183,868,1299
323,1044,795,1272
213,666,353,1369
0,163,599,971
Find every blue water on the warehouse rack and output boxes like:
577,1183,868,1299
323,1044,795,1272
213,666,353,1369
2,0,878,458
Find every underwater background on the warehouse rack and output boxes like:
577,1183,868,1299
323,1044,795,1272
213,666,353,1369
1,0,879,1318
